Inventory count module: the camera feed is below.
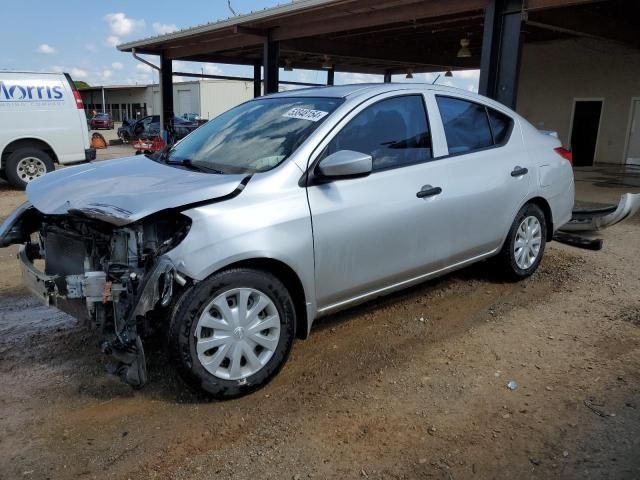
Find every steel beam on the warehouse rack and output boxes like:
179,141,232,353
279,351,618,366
263,35,280,94
327,68,335,86
159,53,174,139
253,62,262,97
383,71,392,83
478,0,524,109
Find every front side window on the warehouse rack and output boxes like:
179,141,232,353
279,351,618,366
322,95,432,171
164,97,342,174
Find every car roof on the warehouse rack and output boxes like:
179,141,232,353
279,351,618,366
266,83,472,99
264,82,514,115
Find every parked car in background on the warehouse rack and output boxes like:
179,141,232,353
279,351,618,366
0,84,574,398
182,112,208,126
0,71,95,188
117,115,199,142
90,112,114,130
182,112,200,122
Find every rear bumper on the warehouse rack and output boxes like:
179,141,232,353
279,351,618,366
56,149,96,166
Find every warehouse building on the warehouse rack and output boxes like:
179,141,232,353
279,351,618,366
116,0,640,167
80,78,256,122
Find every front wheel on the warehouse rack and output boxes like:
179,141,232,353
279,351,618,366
169,268,296,399
496,203,547,280
5,148,55,189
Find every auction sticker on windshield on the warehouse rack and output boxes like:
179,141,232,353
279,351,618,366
283,107,329,122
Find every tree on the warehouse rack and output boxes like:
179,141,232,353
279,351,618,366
74,80,91,89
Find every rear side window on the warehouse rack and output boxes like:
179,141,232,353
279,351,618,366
487,108,513,145
436,96,514,155
322,95,432,171
436,96,493,154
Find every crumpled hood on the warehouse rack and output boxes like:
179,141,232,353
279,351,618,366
26,156,248,225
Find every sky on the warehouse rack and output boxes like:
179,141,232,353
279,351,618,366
0,0,479,91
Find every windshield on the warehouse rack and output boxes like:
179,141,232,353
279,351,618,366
163,97,343,174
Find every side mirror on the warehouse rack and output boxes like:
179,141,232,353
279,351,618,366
317,150,372,179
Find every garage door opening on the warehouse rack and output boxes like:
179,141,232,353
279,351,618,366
570,99,603,167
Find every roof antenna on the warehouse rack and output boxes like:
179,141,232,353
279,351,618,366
227,0,237,16
431,74,441,85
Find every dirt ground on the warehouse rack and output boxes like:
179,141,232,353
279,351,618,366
0,165,638,480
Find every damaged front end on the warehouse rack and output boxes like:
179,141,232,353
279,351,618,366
2,202,191,388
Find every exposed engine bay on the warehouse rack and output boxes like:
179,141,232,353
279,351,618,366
9,205,191,388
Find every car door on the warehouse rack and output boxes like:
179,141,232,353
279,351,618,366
307,93,464,310
429,94,532,258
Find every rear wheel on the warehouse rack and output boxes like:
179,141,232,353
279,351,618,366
5,148,54,189
496,203,547,280
169,268,295,399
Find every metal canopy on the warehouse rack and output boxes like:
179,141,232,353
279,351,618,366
117,0,639,136
118,0,638,75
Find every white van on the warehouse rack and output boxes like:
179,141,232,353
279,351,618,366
0,71,95,188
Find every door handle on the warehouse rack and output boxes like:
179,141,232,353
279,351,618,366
416,185,442,198
511,166,529,177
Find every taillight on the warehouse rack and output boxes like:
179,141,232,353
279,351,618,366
554,147,573,165
72,90,84,109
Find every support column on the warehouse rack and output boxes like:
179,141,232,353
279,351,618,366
478,0,524,109
253,61,262,98
326,68,335,86
159,53,174,140
383,70,392,83
263,35,280,94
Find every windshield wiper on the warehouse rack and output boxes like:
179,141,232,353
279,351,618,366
165,158,225,174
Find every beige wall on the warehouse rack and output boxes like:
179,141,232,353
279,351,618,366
517,38,640,165
198,80,254,120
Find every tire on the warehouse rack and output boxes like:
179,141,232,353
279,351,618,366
169,268,296,400
496,203,547,280
5,148,55,189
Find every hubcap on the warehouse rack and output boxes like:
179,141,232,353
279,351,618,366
514,215,542,270
195,288,281,380
16,157,47,183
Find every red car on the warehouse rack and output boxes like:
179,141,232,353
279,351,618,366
90,112,114,130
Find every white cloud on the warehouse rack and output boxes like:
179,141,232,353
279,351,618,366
203,64,222,75
70,67,88,79
111,61,124,70
105,35,120,48
105,12,145,36
37,44,56,54
102,69,113,80
136,63,152,73
335,72,380,84
152,22,178,35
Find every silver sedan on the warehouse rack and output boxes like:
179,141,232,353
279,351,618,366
0,84,574,398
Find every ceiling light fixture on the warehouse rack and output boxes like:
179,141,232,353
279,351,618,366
405,69,414,79
457,38,471,58
445,69,453,77
321,55,333,69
